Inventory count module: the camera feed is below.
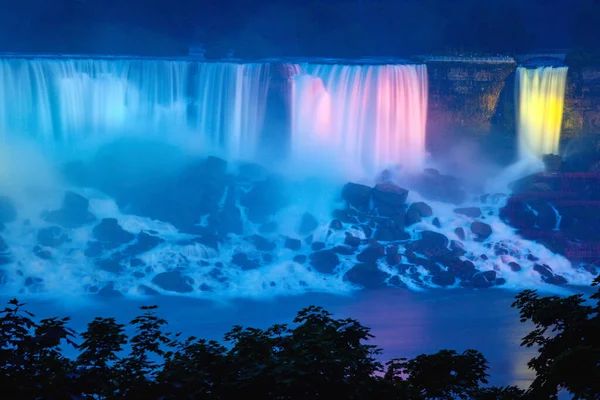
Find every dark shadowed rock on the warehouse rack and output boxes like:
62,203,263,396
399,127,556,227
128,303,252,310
469,270,497,288
298,212,318,235
344,263,390,289
471,221,492,241
329,219,343,230
284,237,302,251
332,209,359,224
93,218,135,244
97,282,123,297
311,241,326,251
455,227,465,240
356,245,385,263
344,233,361,248
37,226,69,248
309,249,339,274
332,245,355,255
542,154,562,172
385,245,402,266
535,202,557,230
508,262,521,272
454,207,482,218
413,169,466,205
372,183,409,210
0,196,17,224
533,263,553,278
240,174,289,224
232,252,260,270
293,254,307,264
432,217,441,228
44,191,96,228
545,274,568,285
208,186,243,234
121,231,165,257
341,182,372,211
432,271,456,287
151,271,194,293
246,234,276,252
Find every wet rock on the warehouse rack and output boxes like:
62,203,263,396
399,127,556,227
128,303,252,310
37,226,69,248
241,174,289,223
298,213,319,235
374,218,410,241
97,282,123,297
508,262,521,272
344,233,361,248
93,218,135,244
471,221,492,241
0,196,17,224
371,183,409,214
542,154,562,172
138,285,160,296
121,231,165,257
527,254,539,262
500,198,536,230
405,206,422,226
293,254,307,264
332,209,359,224
130,258,145,267
454,207,482,218
413,169,466,205
535,202,557,230
344,263,390,289
246,234,276,252
469,270,497,288
311,241,326,251
356,245,385,263
533,263,553,278
412,201,433,217
152,271,194,293
309,249,340,274
96,256,124,274
454,227,465,240
432,217,441,228
341,182,372,211
33,245,52,260
284,237,302,251
545,274,568,285
232,252,260,270
44,191,96,228
386,245,402,266
432,271,456,287
329,219,343,230
388,275,407,287
449,240,466,257
208,187,243,234
325,245,350,256
445,259,477,280
411,230,449,257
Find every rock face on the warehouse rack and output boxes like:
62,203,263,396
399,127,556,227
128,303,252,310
44,191,96,228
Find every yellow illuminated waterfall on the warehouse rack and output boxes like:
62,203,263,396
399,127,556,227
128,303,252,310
516,66,568,158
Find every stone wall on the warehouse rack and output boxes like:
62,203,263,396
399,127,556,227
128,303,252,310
425,62,600,160
563,67,600,137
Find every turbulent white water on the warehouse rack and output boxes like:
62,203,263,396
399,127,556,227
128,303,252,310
291,64,428,176
516,66,568,158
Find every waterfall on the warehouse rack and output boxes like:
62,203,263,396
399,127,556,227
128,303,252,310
0,58,270,159
291,63,428,175
516,66,568,158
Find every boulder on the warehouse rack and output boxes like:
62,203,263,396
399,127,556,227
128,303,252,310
344,263,390,289
284,237,302,251
341,182,372,211
469,270,497,288
298,213,319,235
44,191,96,228
329,219,343,230
454,227,465,240
246,234,276,252
412,169,466,205
37,226,69,248
121,231,165,257
309,250,340,274
471,221,492,241
240,174,289,224
371,183,409,210
356,244,385,263
232,252,261,270
344,234,361,248
151,271,194,293
92,218,135,244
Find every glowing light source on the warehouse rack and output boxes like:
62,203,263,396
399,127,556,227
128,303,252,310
516,66,568,158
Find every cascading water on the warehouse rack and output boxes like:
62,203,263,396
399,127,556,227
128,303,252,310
291,63,428,176
0,58,270,159
516,66,568,158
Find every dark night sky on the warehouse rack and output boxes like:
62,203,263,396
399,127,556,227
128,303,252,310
0,0,597,56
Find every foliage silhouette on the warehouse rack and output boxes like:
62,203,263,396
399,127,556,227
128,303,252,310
0,276,599,399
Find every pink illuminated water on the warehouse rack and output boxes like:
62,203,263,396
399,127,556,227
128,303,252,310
291,64,428,176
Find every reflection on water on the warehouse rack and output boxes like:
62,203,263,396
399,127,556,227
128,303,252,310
4,287,553,388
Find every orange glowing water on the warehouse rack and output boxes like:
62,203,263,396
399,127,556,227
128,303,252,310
291,64,428,175
516,66,568,158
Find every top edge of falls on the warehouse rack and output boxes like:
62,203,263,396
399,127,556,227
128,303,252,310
0,53,424,66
